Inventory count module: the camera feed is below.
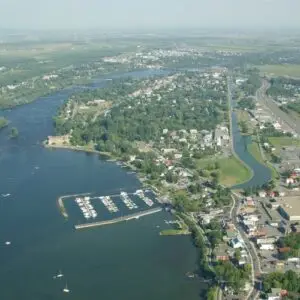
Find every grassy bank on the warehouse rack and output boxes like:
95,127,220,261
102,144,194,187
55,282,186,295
44,142,112,158
159,229,190,236
197,156,252,186
247,139,279,180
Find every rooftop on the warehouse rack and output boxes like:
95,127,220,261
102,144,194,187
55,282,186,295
278,196,300,217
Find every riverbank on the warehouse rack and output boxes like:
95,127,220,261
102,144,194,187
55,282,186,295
247,138,279,181
44,142,112,157
227,79,254,188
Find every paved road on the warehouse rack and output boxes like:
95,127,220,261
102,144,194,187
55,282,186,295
231,193,260,300
256,80,300,135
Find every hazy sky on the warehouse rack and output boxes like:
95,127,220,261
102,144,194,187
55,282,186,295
1,0,299,30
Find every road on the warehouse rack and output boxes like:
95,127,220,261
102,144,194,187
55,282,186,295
256,80,300,135
231,193,261,300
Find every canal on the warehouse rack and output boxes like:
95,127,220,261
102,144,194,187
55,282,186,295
228,81,272,189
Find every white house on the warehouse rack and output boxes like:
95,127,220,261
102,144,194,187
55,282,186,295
259,244,274,250
230,237,244,249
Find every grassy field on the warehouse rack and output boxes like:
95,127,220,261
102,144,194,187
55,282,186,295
258,64,300,78
248,139,279,180
268,136,300,150
197,156,252,186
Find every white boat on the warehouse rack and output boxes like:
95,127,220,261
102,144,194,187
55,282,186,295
63,283,70,293
56,270,64,278
1,194,10,197
5,241,11,245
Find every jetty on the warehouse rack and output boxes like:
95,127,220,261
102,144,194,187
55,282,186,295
58,192,92,218
75,207,162,230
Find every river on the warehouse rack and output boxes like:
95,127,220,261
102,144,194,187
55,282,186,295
0,70,206,300
229,82,272,190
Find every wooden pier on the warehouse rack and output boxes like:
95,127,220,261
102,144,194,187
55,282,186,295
75,207,162,230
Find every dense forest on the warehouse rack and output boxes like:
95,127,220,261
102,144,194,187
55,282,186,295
263,270,300,298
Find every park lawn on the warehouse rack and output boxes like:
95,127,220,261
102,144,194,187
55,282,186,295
196,156,252,186
248,139,279,180
258,64,300,78
218,157,251,186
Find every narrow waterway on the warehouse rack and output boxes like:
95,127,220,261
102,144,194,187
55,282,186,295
229,83,272,189
0,70,207,300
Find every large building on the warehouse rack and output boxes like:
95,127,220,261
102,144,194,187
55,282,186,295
278,196,300,221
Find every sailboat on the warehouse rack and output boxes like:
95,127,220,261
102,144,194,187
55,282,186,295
63,283,70,293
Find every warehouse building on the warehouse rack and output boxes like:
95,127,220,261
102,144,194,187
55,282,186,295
278,196,300,221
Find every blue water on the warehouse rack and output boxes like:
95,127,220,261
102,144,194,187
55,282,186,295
0,70,206,300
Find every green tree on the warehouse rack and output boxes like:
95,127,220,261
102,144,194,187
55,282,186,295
10,127,18,138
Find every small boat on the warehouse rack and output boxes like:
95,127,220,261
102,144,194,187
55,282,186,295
63,283,70,293
5,241,11,245
56,270,64,278
53,270,63,279
1,194,10,197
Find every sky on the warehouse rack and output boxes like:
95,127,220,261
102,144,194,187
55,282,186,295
0,0,300,30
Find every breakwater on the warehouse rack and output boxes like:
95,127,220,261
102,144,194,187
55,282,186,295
75,207,162,230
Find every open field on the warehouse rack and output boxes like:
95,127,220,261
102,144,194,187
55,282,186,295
197,156,252,186
258,64,300,78
268,137,300,154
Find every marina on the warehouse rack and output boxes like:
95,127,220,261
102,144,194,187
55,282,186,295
120,191,138,210
99,196,119,213
58,189,161,228
75,196,97,220
134,189,154,207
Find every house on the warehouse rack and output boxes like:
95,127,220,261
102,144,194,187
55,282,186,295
245,197,255,207
129,155,136,162
223,229,237,242
214,244,230,261
178,138,187,143
162,148,177,154
256,237,277,245
243,214,259,222
259,191,267,198
190,129,198,135
174,153,182,160
230,237,244,249
286,178,294,185
162,129,168,135
259,244,274,250
267,288,285,300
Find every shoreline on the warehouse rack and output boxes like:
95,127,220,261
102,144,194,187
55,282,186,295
44,142,112,158
45,142,164,202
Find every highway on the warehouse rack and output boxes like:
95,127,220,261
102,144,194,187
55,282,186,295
256,80,300,135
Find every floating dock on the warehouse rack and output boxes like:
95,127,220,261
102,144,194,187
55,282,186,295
75,207,162,230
